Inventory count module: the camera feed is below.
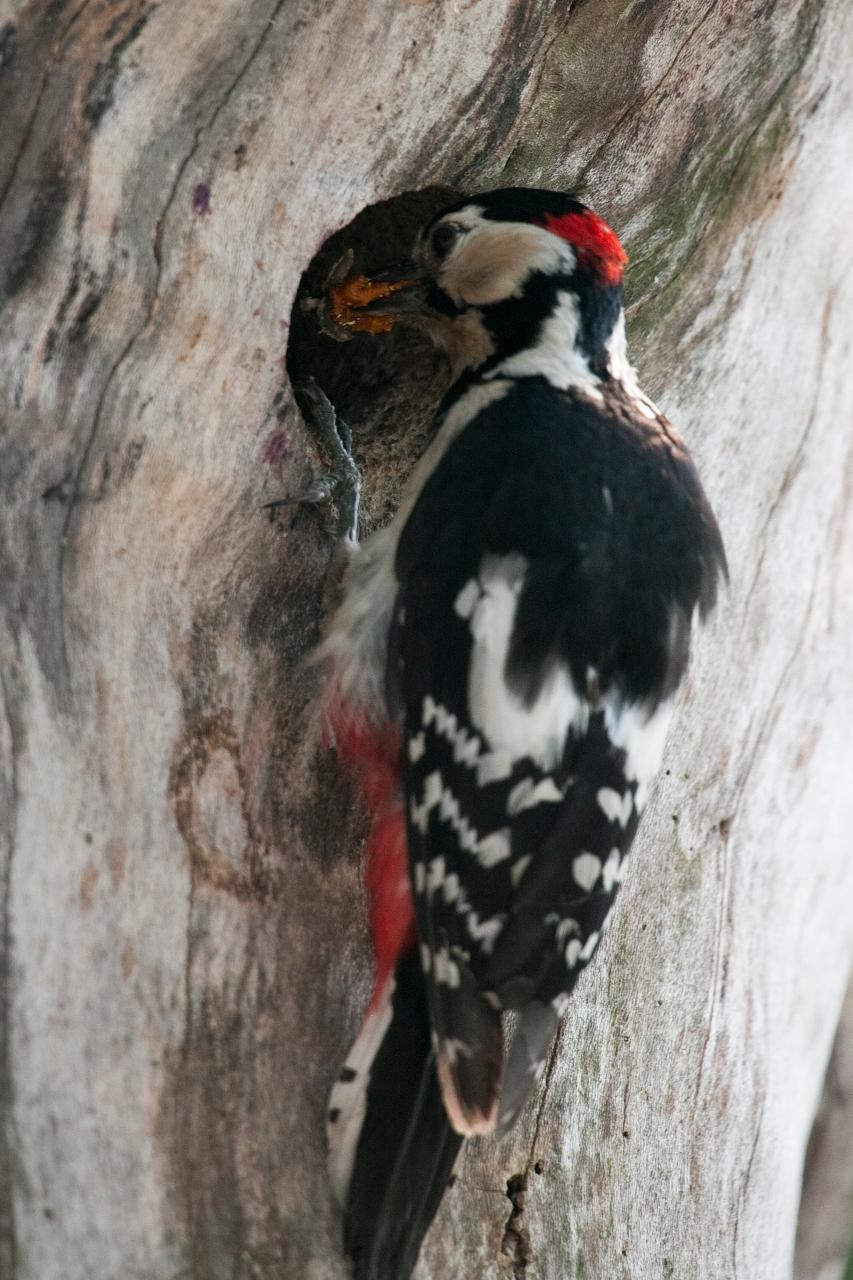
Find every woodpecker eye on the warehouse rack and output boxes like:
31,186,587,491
430,222,461,259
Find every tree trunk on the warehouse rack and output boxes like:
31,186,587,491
1,2,852,1278
795,973,853,1280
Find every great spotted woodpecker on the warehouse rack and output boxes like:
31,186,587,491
318,188,726,1279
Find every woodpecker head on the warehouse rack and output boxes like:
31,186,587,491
365,188,630,388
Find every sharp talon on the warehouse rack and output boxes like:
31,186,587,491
291,379,362,545
262,475,336,514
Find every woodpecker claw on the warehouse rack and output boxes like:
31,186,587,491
262,475,336,512
265,378,361,544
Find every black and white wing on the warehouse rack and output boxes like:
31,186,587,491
394,380,725,1134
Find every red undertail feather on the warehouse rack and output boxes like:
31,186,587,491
324,684,415,1007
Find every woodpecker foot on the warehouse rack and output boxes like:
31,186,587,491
263,377,361,545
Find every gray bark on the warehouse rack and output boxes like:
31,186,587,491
1,1,852,1278
796,975,853,1280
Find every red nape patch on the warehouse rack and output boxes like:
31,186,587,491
541,211,628,285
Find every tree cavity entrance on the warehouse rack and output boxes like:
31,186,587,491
285,186,461,531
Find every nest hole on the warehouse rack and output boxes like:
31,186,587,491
285,186,461,529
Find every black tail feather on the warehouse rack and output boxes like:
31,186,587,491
341,950,464,1280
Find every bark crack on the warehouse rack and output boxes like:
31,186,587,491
500,1172,531,1278
498,1017,566,1274
56,0,290,683
731,1093,765,1275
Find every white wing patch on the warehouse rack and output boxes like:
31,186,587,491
602,848,622,893
572,852,602,892
475,828,512,868
507,776,564,816
465,555,587,771
434,950,461,988
410,771,443,836
580,931,600,962
603,695,673,811
475,751,513,785
454,579,481,619
556,917,579,944
466,913,505,953
410,771,513,877
421,695,512,784
596,787,633,828
510,855,532,887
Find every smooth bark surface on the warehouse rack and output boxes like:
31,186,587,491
1,2,852,1277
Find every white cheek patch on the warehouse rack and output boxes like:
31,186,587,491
465,554,588,771
441,221,574,307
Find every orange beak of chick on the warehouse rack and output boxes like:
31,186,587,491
328,274,421,335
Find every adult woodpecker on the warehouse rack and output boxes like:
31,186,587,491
317,188,726,1279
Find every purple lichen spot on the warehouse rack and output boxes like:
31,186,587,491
252,307,262,319
279,317,289,330
264,432,288,467
193,182,212,216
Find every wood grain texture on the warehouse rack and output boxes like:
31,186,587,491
0,1,851,1277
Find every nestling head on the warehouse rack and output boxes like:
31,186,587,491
366,188,630,385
